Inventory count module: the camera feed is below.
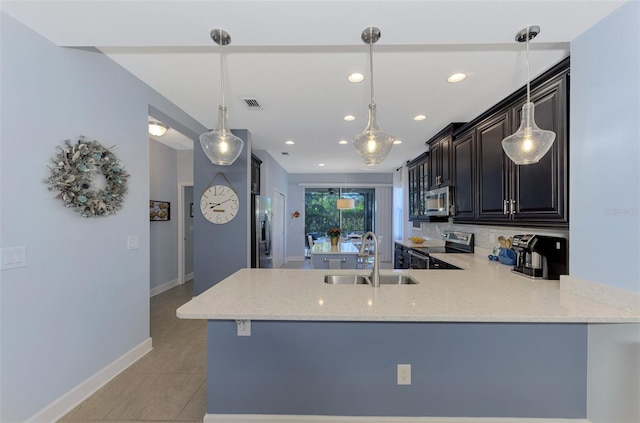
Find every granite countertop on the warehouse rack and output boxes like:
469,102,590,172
311,241,360,254
177,252,640,323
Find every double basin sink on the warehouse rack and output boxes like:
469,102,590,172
324,274,418,285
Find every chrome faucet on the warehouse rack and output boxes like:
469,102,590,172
359,231,380,288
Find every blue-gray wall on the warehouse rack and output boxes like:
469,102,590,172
570,0,640,294
193,130,251,295
150,139,179,292
208,321,587,418
570,2,640,422
0,12,206,422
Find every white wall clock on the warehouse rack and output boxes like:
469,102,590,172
200,184,239,224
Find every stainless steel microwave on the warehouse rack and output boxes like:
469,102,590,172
424,186,450,217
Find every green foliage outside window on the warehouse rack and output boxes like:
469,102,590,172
304,189,370,237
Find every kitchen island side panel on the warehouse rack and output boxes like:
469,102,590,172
207,321,587,418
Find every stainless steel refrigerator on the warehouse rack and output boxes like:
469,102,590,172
251,196,272,268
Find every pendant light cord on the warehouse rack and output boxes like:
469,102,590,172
219,41,225,107
369,35,375,105
526,26,531,104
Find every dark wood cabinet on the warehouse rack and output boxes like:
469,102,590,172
250,154,262,195
510,74,568,223
452,57,569,227
427,124,463,189
407,152,428,221
475,109,511,221
452,129,475,220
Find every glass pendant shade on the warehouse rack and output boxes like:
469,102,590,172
337,198,355,210
502,25,555,165
199,105,244,165
353,103,394,165
502,102,556,165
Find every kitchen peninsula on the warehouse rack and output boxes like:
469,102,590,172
177,257,639,421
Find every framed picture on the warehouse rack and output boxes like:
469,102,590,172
150,200,170,221
190,202,194,217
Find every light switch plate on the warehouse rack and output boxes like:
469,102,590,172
127,235,139,250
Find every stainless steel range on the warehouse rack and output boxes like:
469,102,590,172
408,231,474,270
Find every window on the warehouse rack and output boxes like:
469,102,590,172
304,188,374,238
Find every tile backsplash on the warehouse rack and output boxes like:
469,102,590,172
412,221,569,251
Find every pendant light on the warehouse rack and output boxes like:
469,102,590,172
353,27,395,166
501,26,556,165
199,29,244,166
337,171,355,209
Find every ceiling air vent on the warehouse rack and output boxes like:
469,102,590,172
241,98,263,110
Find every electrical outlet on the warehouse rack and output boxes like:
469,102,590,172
397,364,411,385
236,319,251,336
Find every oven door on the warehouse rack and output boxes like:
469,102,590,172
408,250,429,269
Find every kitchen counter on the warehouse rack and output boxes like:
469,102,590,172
177,253,640,323
395,237,445,249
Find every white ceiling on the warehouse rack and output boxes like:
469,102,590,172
2,0,626,173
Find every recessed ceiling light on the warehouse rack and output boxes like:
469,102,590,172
393,139,403,144
318,163,325,167
448,72,467,83
413,115,427,121
347,73,365,83
343,115,356,121
285,140,295,145
338,140,349,145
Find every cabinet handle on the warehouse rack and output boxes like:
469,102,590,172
503,200,509,215
510,199,516,215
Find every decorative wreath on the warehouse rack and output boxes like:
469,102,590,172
45,136,129,217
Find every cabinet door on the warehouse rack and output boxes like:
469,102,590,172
428,142,440,189
452,130,475,220
511,74,568,224
440,135,452,187
476,110,511,221
407,164,419,220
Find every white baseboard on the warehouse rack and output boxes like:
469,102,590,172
150,278,180,297
26,337,153,423
204,415,590,423
185,272,194,282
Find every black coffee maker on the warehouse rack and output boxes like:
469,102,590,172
511,235,568,280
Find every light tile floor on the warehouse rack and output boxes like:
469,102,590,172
59,281,206,423
59,259,391,422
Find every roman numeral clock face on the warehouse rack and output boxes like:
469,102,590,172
200,185,239,224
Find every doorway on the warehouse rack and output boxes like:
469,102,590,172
178,183,194,283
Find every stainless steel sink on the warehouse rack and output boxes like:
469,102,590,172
324,275,369,285
378,275,419,285
323,274,419,285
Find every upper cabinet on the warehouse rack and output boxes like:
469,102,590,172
407,152,428,221
251,154,262,195
427,124,464,189
452,58,569,227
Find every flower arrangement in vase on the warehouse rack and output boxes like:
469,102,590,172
327,227,341,246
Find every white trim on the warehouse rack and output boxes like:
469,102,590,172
26,338,152,423
150,278,180,297
185,272,194,281
204,415,590,423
